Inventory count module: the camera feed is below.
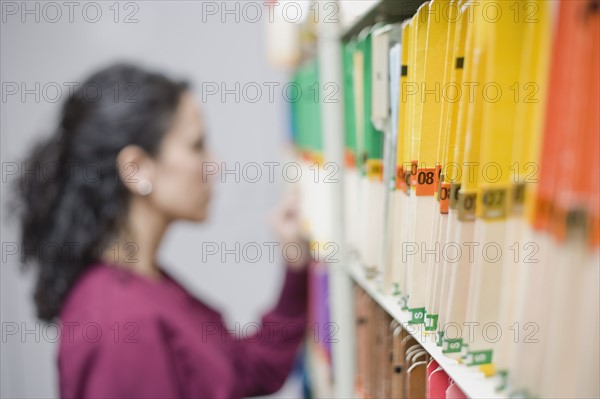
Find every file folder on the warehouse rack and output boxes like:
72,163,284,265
343,39,361,256
463,0,526,375
425,0,460,335
405,1,435,325
496,0,552,386
391,20,413,310
383,40,402,295
441,0,481,359
436,0,468,348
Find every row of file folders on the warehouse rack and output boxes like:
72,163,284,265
289,0,599,398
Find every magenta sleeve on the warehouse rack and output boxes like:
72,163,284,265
227,263,310,397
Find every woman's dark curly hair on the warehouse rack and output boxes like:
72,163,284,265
14,63,189,321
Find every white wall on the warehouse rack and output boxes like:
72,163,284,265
1,1,300,397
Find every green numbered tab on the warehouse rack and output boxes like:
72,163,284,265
442,338,463,354
400,295,409,311
436,330,444,347
496,370,509,392
425,314,438,331
409,307,426,324
461,343,469,359
466,349,493,366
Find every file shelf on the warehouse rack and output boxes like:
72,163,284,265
345,255,506,399
283,0,599,398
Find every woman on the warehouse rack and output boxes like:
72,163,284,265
16,63,311,398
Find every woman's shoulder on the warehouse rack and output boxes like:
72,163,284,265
56,262,185,365
59,262,170,326
58,261,225,335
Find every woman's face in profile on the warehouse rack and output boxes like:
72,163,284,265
148,91,214,222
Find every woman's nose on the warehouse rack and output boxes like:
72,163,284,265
202,151,221,182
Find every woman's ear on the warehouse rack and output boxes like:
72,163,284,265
116,145,155,196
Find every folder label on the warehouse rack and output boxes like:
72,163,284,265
416,167,437,196
439,181,451,214
457,192,477,221
345,149,356,168
533,195,552,230
442,338,463,354
436,330,444,347
410,160,419,186
465,349,493,366
409,307,426,324
449,183,461,210
400,295,409,310
461,343,468,359
497,370,509,392
366,159,384,181
396,165,405,191
434,163,442,193
425,313,439,331
404,170,412,195
479,187,509,220
511,182,525,214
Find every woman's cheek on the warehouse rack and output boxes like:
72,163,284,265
185,159,211,206
158,161,191,205
158,155,211,219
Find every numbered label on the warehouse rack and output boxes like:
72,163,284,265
458,192,477,222
466,349,493,366
449,183,461,210
439,182,451,214
400,295,409,311
345,149,356,169
408,307,426,325
512,182,525,205
442,338,463,354
436,330,444,347
434,163,442,192
478,187,509,220
410,160,418,187
416,167,437,196
424,314,438,331
366,159,383,181
396,165,405,191
403,171,412,195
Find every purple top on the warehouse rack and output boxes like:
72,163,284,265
58,261,309,398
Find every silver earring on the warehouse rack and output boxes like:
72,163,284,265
138,179,153,196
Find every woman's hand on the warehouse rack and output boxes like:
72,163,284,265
268,186,311,271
